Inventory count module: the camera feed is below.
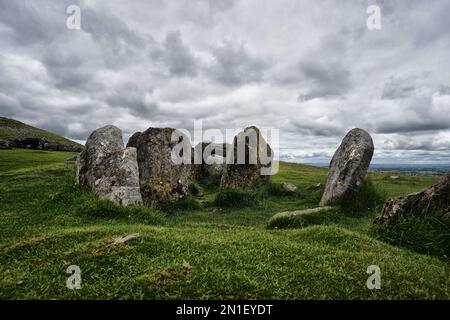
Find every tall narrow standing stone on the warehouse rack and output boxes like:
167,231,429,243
320,128,374,206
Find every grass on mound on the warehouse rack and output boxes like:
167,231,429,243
0,151,449,299
372,215,450,260
267,178,387,230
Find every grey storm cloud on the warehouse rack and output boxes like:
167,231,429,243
152,30,199,77
0,0,449,164
297,60,352,101
206,41,269,86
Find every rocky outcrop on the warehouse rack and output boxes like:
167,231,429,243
220,126,273,189
320,128,374,206
374,173,450,225
76,125,142,206
127,127,192,202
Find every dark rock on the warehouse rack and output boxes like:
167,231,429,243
374,173,450,225
76,125,142,206
192,142,231,179
320,128,374,206
220,126,273,189
127,127,192,202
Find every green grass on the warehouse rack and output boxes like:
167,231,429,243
0,150,448,299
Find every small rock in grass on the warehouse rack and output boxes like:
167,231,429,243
182,260,192,270
270,206,334,221
282,182,297,192
108,233,140,246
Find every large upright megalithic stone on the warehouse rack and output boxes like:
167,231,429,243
76,125,142,206
374,173,450,225
220,126,273,190
127,127,192,202
320,128,374,206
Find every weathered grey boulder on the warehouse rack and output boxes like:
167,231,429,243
320,128,374,206
374,173,450,225
127,127,191,202
76,125,142,206
220,126,273,189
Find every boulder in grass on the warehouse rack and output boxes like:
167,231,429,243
76,125,142,206
320,128,374,206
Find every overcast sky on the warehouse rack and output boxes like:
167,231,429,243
1,0,449,164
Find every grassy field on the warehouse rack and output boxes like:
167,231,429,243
0,149,448,299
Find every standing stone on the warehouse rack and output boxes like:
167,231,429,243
220,126,273,189
76,125,142,206
374,173,450,225
192,142,231,179
127,127,191,202
320,128,374,206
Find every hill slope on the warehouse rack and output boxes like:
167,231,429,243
0,117,83,151
0,151,448,299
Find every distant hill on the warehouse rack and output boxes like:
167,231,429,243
0,117,83,152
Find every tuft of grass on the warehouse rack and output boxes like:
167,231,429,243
157,194,203,213
372,215,450,260
79,198,165,225
339,178,387,217
214,186,270,209
188,180,203,196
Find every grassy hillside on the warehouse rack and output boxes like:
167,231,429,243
0,149,448,299
0,117,82,149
